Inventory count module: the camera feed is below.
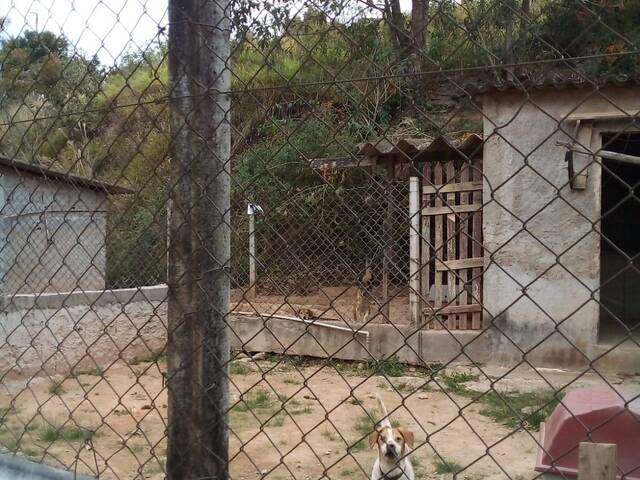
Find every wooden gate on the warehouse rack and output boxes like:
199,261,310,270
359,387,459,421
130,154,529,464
420,158,484,330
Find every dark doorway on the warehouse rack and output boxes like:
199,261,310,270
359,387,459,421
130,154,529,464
600,132,640,343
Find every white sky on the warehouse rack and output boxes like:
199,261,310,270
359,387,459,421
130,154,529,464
1,0,412,66
1,0,169,65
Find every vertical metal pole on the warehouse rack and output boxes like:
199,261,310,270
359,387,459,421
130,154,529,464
248,210,256,299
382,159,394,322
409,177,420,326
166,1,230,479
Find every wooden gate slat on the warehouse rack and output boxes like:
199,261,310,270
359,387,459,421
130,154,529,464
458,164,470,330
433,162,443,330
445,161,457,331
471,161,483,329
421,163,432,329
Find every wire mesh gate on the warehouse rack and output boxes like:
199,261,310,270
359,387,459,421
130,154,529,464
0,0,638,479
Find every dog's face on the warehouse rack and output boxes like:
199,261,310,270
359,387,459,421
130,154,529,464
368,426,414,460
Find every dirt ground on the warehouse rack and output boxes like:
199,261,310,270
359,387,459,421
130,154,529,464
0,356,637,480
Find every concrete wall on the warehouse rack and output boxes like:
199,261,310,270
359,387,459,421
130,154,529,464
0,285,491,377
0,286,167,377
1,285,638,378
0,168,108,294
480,85,640,365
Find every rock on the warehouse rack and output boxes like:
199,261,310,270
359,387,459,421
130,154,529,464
252,352,267,361
418,394,429,400
521,406,536,416
260,469,268,475
141,404,152,410
303,394,318,401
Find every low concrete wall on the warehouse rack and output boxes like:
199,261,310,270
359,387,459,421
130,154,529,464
0,286,168,376
0,285,637,377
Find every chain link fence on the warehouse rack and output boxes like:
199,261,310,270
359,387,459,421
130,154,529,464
0,0,638,479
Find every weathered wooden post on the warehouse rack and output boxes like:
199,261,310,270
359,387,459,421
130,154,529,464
409,177,420,326
166,0,231,478
578,442,617,480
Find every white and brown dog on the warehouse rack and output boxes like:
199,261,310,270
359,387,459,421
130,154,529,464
368,395,415,480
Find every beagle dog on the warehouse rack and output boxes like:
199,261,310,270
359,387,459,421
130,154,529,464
368,395,415,480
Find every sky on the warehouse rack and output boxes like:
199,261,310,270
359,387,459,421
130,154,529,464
0,0,412,66
1,0,169,65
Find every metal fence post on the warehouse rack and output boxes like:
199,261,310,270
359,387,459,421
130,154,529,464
409,177,420,326
166,1,231,479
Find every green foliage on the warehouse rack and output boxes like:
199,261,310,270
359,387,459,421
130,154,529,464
39,424,99,443
439,371,479,395
438,371,558,431
433,457,462,474
478,391,560,430
366,355,406,377
48,380,66,396
230,361,253,375
1,6,638,290
233,388,273,412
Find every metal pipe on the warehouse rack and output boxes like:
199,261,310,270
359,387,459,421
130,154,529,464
409,177,421,326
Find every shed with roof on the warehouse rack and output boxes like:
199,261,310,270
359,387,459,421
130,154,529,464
0,157,131,295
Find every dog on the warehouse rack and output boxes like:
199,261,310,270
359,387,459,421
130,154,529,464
368,395,415,480
353,261,373,323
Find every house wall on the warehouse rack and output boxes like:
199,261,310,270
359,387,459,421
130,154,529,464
0,168,108,294
480,86,640,366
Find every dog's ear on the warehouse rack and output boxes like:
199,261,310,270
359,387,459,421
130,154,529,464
398,428,414,448
368,429,379,449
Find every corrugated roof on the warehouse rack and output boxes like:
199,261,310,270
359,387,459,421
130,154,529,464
0,156,133,195
458,72,640,96
356,133,482,161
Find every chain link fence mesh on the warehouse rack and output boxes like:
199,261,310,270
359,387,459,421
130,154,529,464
0,0,638,479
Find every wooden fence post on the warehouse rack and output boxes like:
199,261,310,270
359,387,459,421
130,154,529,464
167,0,231,478
578,442,617,480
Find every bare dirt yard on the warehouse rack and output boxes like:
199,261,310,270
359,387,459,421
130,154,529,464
0,354,637,480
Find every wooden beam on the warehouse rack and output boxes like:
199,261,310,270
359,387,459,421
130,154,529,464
309,156,377,169
578,443,617,480
436,257,484,271
423,303,482,315
565,110,640,122
423,181,483,195
422,203,482,216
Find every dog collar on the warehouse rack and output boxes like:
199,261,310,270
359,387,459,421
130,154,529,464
378,466,404,480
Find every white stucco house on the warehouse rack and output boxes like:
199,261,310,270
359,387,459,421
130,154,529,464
472,77,640,369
